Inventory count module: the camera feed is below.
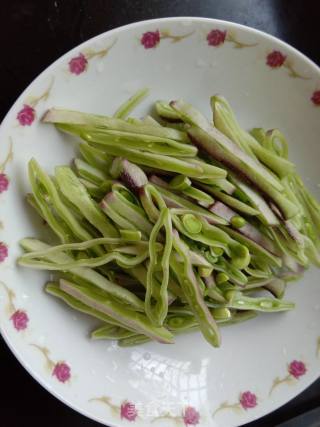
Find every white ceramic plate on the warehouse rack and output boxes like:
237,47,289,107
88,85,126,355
1,17,320,427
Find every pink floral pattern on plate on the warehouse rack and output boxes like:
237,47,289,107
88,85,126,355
0,242,8,262
151,406,200,425
69,53,88,75
17,105,36,126
90,396,138,422
0,140,13,194
311,90,320,106
30,344,71,383
17,77,54,126
266,50,310,79
207,28,257,48
269,360,307,395
0,282,29,331
212,391,257,417
0,173,9,193
68,39,117,75
140,29,194,49
10,310,29,331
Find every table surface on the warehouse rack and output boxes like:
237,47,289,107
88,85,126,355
1,1,319,426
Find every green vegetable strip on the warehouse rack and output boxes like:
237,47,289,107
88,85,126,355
171,230,221,347
46,282,124,326
263,129,289,159
172,99,283,191
166,308,233,332
196,183,260,216
100,197,138,231
18,237,154,257
224,290,294,312
118,335,152,347
139,184,167,222
43,107,189,142
172,214,232,252
220,226,282,268
26,193,48,222
211,96,295,177
151,183,227,225
142,116,162,127
74,158,110,185
60,279,174,344
104,190,153,235
146,208,173,326
85,142,204,177
20,238,145,311
114,88,150,119
231,177,279,225
188,126,299,220
214,259,248,286
128,264,176,305
83,129,197,157
179,158,227,180
55,166,118,237
155,100,182,121
120,230,142,241
79,142,113,172
19,248,150,270
29,159,102,250
91,324,138,340
79,179,113,200
26,189,73,244
182,186,214,203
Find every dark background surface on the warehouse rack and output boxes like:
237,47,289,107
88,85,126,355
0,1,319,426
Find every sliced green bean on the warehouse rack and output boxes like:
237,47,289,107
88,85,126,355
74,158,110,185
171,231,221,347
196,183,259,216
46,282,123,326
86,143,203,177
114,88,149,119
44,107,189,142
20,238,145,311
155,100,182,122
55,166,118,237
118,335,152,346
146,208,173,326
84,129,197,157
29,159,103,251
91,324,137,340
60,279,173,343
79,142,113,172
224,290,294,312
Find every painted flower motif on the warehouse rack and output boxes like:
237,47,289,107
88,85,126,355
288,360,307,379
0,242,8,262
141,30,161,49
207,29,227,46
10,310,29,331
68,53,88,75
266,50,286,68
270,359,307,395
17,104,35,126
120,401,138,421
240,391,257,410
213,390,258,417
67,41,116,74
0,173,9,193
183,406,200,425
52,362,71,383
311,90,320,106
